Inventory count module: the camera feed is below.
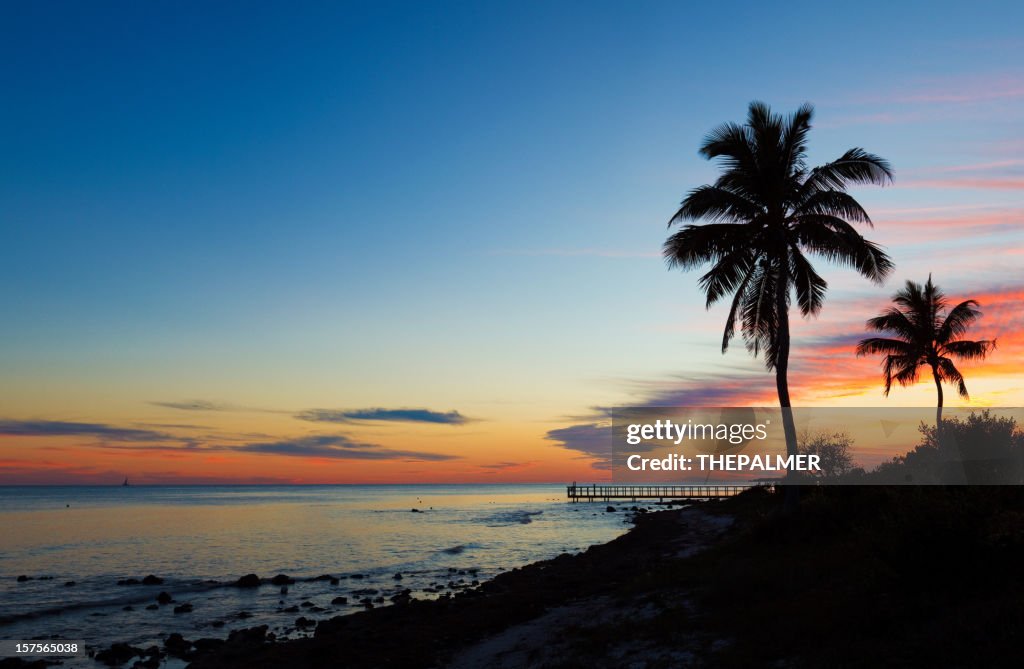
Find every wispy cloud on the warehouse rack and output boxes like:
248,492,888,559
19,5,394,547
231,435,458,461
898,178,1024,191
149,399,286,413
149,400,236,411
0,420,174,442
295,408,470,425
477,461,537,472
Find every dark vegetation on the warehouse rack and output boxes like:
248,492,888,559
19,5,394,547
684,485,1024,667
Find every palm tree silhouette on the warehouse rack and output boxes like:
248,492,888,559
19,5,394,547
857,275,995,428
665,101,894,469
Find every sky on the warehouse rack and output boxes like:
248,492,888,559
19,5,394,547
1,0,1023,484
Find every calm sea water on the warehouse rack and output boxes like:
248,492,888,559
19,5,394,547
0,484,632,666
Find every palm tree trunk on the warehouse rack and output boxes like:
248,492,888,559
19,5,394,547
932,365,951,482
775,267,799,510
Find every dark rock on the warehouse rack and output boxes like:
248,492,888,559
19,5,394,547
95,642,144,666
227,625,268,646
329,577,340,586
309,574,334,582
393,572,403,580
193,638,224,652
282,605,299,613
141,575,163,586
145,604,158,611
410,508,420,512
605,506,616,512
156,591,173,605
16,575,30,582
173,603,194,614
349,574,364,579
235,574,261,588
122,605,134,611
163,633,192,658
269,574,294,586
331,596,348,605
118,578,140,586
64,581,76,587
295,616,315,629
300,600,314,608
236,611,253,619
211,620,225,628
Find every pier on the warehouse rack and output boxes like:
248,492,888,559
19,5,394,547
566,483,765,502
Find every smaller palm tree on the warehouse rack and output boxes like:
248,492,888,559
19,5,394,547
856,275,996,425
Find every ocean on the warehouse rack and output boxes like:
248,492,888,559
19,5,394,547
0,484,632,666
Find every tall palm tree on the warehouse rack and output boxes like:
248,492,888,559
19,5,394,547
856,275,996,429
664,101,894,471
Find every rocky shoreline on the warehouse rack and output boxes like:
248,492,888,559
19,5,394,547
178,504,730,669
1,502,736,669
9,503,726,669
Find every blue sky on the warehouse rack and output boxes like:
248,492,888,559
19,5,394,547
2,1,1023,482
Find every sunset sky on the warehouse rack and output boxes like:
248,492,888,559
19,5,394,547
2,1,1023,484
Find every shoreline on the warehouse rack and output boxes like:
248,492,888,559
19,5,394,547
175,503,733,669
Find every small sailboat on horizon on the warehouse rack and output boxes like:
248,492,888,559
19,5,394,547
122,477,130,487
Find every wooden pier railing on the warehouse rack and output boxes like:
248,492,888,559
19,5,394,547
566,483,765,502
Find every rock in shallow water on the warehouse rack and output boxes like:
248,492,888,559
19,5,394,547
235,574,261,588
163,633,192,658
95,642,144,666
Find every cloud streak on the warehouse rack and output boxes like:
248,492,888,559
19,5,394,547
295,408,470,425
0,420,174,442
230,435,459,461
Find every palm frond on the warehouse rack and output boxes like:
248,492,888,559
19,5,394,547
937,299,981,342
801,148,893,195
663,223,752,270
865,308,920,341
796,190,873,225
698,248,758,307
789,244,827,316
792,220,893,284
943,338,996,361
669,185,764,225
856,337,916,357
937,358,969,399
